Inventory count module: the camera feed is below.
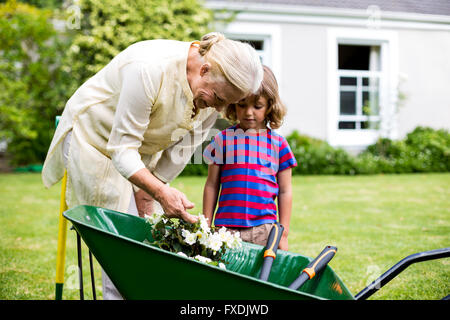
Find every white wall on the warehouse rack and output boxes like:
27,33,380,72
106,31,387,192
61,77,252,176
211,2,450,146
279,24,328,139
396,29,450,138
244,23,450,144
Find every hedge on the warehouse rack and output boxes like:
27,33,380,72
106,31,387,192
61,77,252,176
180,126,450,176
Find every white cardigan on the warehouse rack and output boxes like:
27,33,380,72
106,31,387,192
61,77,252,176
42,39,217,212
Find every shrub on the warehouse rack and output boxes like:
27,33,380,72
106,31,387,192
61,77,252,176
178,127,449,176
404,127,450,172
65,0,214,86
361,127,450,173
1,0,215,166
0,0,73,165
286,127,450,175
286,130,357,175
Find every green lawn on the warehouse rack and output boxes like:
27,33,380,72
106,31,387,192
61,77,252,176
0,172,449,300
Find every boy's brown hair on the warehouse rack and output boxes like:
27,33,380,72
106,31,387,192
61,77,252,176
225,65,287,129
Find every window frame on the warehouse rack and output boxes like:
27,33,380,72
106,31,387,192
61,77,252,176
338,68,382,130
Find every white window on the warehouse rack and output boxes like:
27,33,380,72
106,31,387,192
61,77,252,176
327,29,398,151
338,44,381,131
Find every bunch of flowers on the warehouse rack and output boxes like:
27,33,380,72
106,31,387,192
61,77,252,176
145,212,242,269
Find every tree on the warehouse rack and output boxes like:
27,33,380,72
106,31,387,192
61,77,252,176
65,0,214,85
0,0,215,166
0,0,73,165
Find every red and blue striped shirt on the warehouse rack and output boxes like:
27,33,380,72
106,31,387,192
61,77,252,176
203,125,297,228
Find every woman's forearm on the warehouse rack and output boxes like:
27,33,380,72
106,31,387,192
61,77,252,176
129,167,198,223
128,167,166,201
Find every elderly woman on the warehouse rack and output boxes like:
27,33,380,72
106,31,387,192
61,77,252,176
42,32,263,299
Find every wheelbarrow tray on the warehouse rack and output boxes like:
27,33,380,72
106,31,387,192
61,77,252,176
63,205,354,300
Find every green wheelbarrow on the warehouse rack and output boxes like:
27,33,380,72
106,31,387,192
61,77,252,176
63,205,450,300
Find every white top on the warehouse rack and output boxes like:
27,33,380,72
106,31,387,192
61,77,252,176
42,40,217,212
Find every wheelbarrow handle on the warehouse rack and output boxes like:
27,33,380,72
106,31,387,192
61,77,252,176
288,246,337,290
259,222,284,281
355,247,450,300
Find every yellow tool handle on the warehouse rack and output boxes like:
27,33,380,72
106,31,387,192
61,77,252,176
55,171,68,299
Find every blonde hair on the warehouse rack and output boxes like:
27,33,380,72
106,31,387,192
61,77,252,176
199,32,263,95
225,65,287,129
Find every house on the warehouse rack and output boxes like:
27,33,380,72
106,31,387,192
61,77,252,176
206,0,450,153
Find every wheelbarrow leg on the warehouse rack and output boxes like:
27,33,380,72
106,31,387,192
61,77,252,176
89,250,96,300
76,232,84,300
74,227,97,300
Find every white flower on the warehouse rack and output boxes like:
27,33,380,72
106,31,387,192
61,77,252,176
181,229,197,245
228,231,243,249
199,215,210,233
217,227,228,238
194,255,212,264
147,212,164,225
147,212,242,268
219,262,226,270
207,233,223,252
195,230,209,246
218,227,235,247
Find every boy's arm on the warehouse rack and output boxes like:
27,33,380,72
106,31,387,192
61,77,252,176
203,164,221,227
277,167,293,251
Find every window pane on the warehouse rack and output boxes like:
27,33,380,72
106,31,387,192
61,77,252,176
361,121,380,130
239,39,264,50
340,91,356,115
338,44,380,71
340,77,356,85
362,90,379,115
362,77,379,88
339,121,356,129
338,45,370,70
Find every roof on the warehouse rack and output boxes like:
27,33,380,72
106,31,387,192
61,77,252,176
208,0,450,16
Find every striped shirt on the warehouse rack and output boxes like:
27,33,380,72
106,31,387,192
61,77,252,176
203,125,297,228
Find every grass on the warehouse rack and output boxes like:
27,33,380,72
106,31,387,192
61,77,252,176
0,172,449,300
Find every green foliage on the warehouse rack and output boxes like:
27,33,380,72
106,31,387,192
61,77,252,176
3,0,61,8
359,127,450,173
146,212,241,267
180,126,450,176
65,0,214,85
0,0,72,165
286,127,450,175
404,126,450,171
179,162,209,176
286,130,357,175
0,0,214,166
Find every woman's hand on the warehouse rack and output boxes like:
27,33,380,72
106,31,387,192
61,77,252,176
155,184,198,224
134,189,155,218
129,168,198,224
